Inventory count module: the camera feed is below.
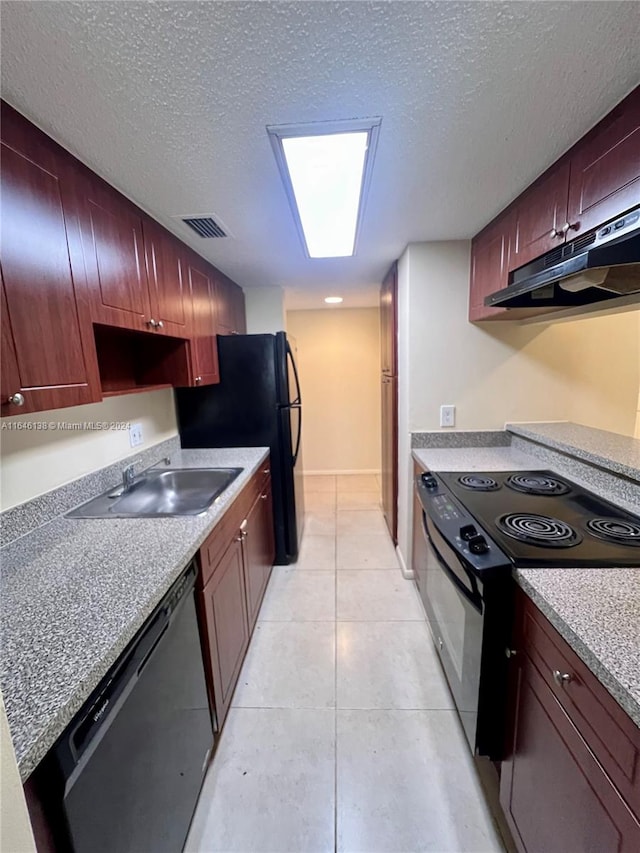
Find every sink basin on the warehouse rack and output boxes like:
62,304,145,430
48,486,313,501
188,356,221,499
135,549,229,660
67,467,243,518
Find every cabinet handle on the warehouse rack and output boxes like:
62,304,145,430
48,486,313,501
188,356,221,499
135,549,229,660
560,221,579,236
262,468,270,475
8,392,25,406
549,228,563,239
194,376,202,385
261,493,268,500
552,669,572,687
156,320,164,329
147,318,160,329
505,648,517,659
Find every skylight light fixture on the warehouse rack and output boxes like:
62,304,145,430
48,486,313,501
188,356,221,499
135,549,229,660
267,118,382,258
324,296,343,304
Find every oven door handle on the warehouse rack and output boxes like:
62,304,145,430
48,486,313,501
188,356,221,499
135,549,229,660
422,511,483,615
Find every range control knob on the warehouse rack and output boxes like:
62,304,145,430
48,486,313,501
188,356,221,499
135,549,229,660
460,524,477,541
468,534,489,555
421,473,438,489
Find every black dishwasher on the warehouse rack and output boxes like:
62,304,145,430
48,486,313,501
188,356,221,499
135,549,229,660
47,561,214,852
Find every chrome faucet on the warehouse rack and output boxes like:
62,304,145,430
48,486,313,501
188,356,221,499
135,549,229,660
122,464,135,493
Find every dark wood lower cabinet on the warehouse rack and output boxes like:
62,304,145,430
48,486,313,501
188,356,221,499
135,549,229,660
242,480,275,632
196,466,275,729
198,536,250,728
501,590,640,853
381,372,397,543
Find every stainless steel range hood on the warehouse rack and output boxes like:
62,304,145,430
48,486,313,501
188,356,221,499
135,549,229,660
485,207,640,309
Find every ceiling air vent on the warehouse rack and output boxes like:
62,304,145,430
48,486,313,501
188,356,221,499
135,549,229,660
181,216,227,238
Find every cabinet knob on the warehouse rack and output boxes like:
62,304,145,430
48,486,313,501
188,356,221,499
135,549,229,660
8,392,25,407
505,648,517,659
560,221,579,236
195,376,202,385
261,493,268,500
262,468,270,475
156,320,164,329
147,318,157,328
550,228,563,239
552,669,573,687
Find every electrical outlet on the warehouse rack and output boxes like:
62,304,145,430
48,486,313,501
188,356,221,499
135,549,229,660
129,423,143,447
440,405,455,428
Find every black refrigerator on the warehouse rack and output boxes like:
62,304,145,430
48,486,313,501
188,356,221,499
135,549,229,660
175,332,305,564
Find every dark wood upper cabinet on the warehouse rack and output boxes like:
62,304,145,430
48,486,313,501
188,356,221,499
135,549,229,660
216,274,246,336
80,176,152,331
186,258,220,386
510,161,570,271
469,213,513,321
0,106,101,415
566,87,640,238
142,219,190,337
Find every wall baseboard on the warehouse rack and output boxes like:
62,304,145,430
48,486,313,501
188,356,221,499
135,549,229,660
304,469,381,476
396,545,414,580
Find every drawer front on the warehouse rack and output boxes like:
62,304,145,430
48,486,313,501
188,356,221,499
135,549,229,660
522,597,640,814
198,460,271,587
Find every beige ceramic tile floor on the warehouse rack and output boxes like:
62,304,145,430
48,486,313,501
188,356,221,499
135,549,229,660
186,474,505,853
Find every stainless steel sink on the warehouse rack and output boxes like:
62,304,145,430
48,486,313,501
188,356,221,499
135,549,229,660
67,467,243,518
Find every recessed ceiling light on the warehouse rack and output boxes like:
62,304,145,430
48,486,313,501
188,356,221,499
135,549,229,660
324,296,343,304
267,118,381,259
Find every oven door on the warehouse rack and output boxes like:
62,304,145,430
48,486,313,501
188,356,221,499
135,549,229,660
419,506,485,752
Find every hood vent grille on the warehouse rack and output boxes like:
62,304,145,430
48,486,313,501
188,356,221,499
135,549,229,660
182,217,227,238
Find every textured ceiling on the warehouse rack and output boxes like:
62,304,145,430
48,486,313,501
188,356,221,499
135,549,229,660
2,2,640,309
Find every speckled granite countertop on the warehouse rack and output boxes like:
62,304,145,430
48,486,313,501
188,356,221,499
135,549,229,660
412,445,542,472
507,422,640,482
0,447,269,780
516,568,640,727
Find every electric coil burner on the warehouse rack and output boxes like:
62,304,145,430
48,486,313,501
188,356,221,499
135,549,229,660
497,513,582,548
506,474,570,496
586,517,640,545
458,475,500,491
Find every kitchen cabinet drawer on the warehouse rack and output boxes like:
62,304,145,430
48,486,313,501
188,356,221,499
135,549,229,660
521,595,640,813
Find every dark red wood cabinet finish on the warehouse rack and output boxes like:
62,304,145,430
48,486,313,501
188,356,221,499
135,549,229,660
186,257,220,387
566,87,640,238
510,161,571,270
380,262,398,543
142,219,191,337
216,274,247,336
242,477,275,632
196,464,274,728
198,535,250,728
500,589,640,853
469,212,513,321
0,106,101,416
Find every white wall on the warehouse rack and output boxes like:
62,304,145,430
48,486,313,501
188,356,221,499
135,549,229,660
1,694,36,853
286,308,381,473
244,286,286,334
0,389,178,510
398,241,640,564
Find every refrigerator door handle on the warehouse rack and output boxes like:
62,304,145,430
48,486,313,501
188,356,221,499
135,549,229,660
286,339,303,406
292,404,302,466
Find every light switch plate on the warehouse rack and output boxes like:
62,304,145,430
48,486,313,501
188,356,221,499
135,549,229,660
129,423,143,447
440,405,455,428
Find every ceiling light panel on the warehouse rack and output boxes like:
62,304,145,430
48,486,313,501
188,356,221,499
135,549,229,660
268,118,381,259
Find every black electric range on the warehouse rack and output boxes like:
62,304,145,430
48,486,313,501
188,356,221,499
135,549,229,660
413,469,639,760
436,469,640,568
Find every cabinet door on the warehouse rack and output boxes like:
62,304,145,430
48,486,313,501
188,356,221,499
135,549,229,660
216,274,246,335
567,88,640,238
80,176,152,332
510,161,570,270
469,214,512,321
186,260,220,386
380,262,397,376
501,656,640,853
380,373,397,542
198,536,250,727
143,220,190,337
242,479,275,632
0,124,101,416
